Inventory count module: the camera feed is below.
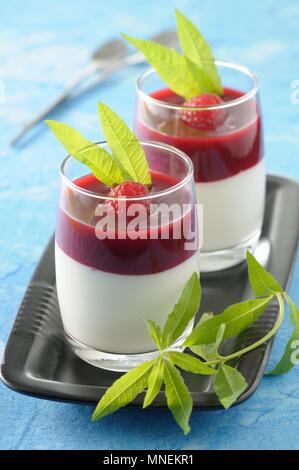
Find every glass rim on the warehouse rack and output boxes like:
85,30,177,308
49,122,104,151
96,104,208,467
60,140,194,201
136,60,260,111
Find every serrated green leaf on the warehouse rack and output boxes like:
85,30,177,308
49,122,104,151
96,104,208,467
164,361,192,435
146,320,162,350
98,102,151,185
185,297,272,346
213,364,247,409
287,294,299,330
167,351,216,375
247,251,283,298
46,120,124,187
185,56,215,93
161,272,201,348
175,9,223,95
191,323,226,361
198,312,214,324
143,357,164,408
92,360,154,421
123,34,203,99
267,329,299,376
267,294,299,375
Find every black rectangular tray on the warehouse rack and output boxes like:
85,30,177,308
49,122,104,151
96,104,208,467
1,174,299,409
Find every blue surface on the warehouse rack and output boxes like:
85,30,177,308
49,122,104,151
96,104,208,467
0,0,299,450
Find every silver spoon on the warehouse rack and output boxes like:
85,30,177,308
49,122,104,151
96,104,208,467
74,30,178,97
11,31,178,146
120,30,178,66
10,38,129,146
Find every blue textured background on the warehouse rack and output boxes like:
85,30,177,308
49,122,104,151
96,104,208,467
0,0,299,450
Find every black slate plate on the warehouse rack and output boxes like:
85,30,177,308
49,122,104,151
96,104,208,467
1,175,299,409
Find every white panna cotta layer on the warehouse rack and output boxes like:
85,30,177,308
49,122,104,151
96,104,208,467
55,243,199,354
196,160,266,252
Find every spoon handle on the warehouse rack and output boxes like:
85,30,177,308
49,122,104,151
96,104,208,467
71,52,145,99
10,54,143,146
10,63,99,146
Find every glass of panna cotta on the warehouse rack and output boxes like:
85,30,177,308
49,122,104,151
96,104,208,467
55,141,199,371
135,62,266,272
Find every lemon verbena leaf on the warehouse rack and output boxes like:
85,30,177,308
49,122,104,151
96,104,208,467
167,351,216,375
98,102,151,185
143,357,164,408
175,9,223,95
146,320,163,350
46,120,124,187
92,360,154,421
164,361,192,435
161,272,201,348
191,323,226,361
267,295,299,375
185,297,273,346
213,364,247,409
123,34,203,99
247,251,283,298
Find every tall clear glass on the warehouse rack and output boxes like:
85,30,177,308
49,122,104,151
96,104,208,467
135,61,265,272
55,141,199,371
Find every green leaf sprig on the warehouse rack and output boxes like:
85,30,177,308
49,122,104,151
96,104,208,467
46,102,151,187
92,252,299,434
123,9,223,99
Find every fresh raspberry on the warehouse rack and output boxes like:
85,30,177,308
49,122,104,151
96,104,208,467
105,181,150,217
180,93,226,131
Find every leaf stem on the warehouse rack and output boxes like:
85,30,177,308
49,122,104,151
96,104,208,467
206,293,285,367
